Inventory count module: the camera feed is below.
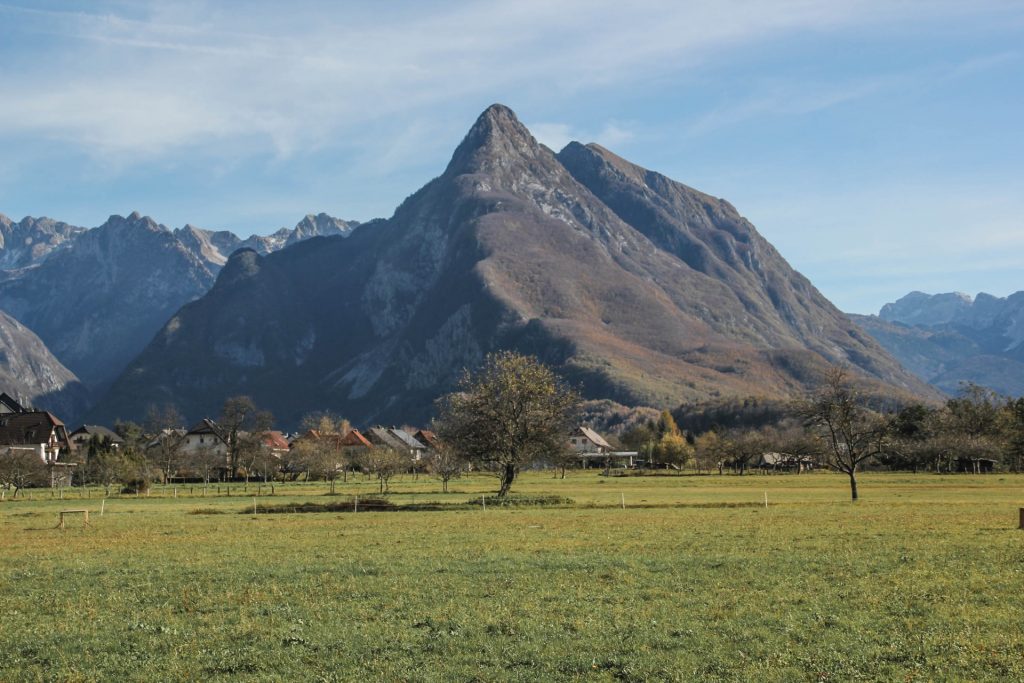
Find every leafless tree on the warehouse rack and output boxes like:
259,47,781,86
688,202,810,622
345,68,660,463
219,396,272,476
802,367,888,501
144,404,185,483
0,448,48,497
363,447,408,494
426,444,465,493
300,411,351,436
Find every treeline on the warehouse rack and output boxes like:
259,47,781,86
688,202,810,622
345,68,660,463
618,380,1024,475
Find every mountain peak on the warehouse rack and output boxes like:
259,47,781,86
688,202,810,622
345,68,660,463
446,104,539,175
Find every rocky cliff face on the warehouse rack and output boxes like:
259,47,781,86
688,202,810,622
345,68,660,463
89,104,935,426
0,310,89,419
853,290,1024,396
0,214,85,271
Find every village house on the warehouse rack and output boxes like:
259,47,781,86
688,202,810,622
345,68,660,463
339,428,373,457
569,426,637,469
569,426,612,454
756,452,817,473
366,426,428,460
179,418,229,456
0,410,75,486
413,429,439,452
389,428,428,460
261,431,290,456
69,424,125,452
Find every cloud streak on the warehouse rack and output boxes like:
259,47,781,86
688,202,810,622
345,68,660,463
0,0,1012,160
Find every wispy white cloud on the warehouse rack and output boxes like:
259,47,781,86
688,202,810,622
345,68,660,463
0,0,1012,160
529,121,636,152
684,49,1022,138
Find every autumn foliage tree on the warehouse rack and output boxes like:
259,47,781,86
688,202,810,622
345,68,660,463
437,351,579,497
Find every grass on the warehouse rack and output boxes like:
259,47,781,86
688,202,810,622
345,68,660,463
2,471,1024,681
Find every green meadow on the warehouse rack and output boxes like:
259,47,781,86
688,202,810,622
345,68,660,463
2,472,1023,682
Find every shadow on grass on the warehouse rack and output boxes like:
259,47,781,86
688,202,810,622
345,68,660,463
238,496,773,515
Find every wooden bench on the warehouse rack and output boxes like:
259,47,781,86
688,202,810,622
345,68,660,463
57,509,90,529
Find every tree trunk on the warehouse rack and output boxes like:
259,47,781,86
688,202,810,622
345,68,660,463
849,469,859,501
497,463,516,497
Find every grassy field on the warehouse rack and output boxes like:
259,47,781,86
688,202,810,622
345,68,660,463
2,471,1024,681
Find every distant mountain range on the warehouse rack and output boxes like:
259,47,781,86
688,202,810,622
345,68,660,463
851,291,1024,396
85,104,934,427
0,211,357,417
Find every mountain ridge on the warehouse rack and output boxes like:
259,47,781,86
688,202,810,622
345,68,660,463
88,104,937,426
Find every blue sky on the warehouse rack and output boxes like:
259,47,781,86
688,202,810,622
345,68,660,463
0,1,1021,313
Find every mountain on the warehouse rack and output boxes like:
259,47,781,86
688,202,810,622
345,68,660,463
0,212,220,388
89,104,934,426
0,212,358,390
0,214,85,272
174,213,359,266
852,291,1024,396
0,310,89,419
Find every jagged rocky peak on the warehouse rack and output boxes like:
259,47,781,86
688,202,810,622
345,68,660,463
287,212,358,245
102,211,171,236
88,102,936,426
879,291,975,326
446,103,545,175
0,214,86,270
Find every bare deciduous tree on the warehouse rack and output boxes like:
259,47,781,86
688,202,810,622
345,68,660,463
426,444,464,493
802,367,888,501
363,447,408,494
0,448,48,497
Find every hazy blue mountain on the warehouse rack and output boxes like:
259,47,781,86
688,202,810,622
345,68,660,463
0,211,358,392
852,290,1024,396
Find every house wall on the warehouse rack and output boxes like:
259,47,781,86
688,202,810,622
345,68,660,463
569,436,603,453
179,434,228,456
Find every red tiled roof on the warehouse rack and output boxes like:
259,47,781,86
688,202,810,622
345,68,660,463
262,431,290,450
340,429,373,448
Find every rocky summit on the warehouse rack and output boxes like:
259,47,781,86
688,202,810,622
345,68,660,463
0,214,84,272
88,104,934,426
